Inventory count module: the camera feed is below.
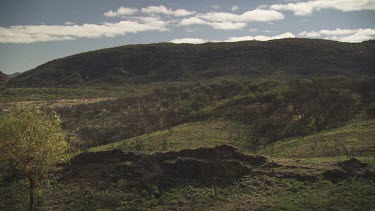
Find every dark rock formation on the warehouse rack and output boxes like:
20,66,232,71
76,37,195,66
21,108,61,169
322,158,374,182
63,145,269,181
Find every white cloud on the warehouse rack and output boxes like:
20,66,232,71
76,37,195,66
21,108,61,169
178,9,284,30
298,28,357,37
208,22,247,30
171,29,375,44
211,5,221,10
298,28,375,42
231,5,240,11
104,7,138,17
170,38,208,44
64,22,75,25
0,19,168,44
170,33,296,44
225,32,295,42
338,29,375,42
104,5,195,18
269,0,375,16
141,5,195,17
196,9,284,23
178,17,246,30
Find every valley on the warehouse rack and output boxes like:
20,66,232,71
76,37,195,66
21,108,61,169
0,39,374,210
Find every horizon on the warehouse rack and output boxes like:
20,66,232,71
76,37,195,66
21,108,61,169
1,0,375,74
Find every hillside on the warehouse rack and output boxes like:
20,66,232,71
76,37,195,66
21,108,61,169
7,39,375,87
1,40,375,211
8,72,21,78
1,76,374,210
0,71,8,83
2,120,374,210
261,120,375,159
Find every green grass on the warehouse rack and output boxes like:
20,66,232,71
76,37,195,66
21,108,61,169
260,119,375,159
0,82,185,103
290,156,375,166
2,119,375,210
3,175,374,211
0,87,122,102
0,78,253,103
88,120,240,153
256,178,375,211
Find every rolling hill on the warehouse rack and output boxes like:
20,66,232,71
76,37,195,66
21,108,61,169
7,38,375,87
0,71,8,83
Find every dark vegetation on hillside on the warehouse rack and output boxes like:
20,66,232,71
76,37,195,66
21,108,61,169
1,39,375,210
2,144,374,210
0,71,8,84
7,39,375,87
52,77,375,149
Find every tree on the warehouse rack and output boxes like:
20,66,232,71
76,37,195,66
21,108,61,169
0,107,70,211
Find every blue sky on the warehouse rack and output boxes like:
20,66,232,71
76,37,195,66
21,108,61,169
0,0,374,74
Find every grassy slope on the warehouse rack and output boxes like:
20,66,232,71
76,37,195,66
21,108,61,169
88,120,240,153
82,120,375,210
2,119,375,210
0,77,246,103
89,118,375,161
260,120,375,165
3,169,374,210
0,83,163,103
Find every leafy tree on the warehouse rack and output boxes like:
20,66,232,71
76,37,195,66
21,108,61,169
0,107,70,211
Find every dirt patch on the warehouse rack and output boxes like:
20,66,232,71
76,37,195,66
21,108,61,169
63,145,269,181
163,158,252,178
322,158,374,182
337,158,369,174
151,145,268,166
70,149,139,164
65,145,371,184
322,169,350,182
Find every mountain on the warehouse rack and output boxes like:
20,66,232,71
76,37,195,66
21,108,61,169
7,38,375,87
0,71,9,83
9,72,21,78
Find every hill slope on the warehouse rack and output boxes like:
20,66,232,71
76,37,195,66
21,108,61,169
0,71,8,83
7,39,375,87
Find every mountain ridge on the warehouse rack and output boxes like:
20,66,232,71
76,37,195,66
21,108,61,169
0,71,9,83
7,38,375,87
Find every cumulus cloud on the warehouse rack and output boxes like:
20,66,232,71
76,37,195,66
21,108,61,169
170,38,208,44
178,17,246,30
298,28,357,37
165,28,375,45
269,0,375,16
225,32,296,42
298,28,375,42
104,7,138,17
178,9,284,30
141,5,195,16
231,5,240,11
170,33,296,44
0,19,168,44
196,9,284,23
64,22,75,25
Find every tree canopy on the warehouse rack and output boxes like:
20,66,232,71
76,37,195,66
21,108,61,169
0,107,70,210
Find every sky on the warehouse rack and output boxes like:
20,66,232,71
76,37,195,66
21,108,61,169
0,0,374,74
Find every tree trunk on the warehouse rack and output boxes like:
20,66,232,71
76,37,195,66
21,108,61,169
28,176,35,211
